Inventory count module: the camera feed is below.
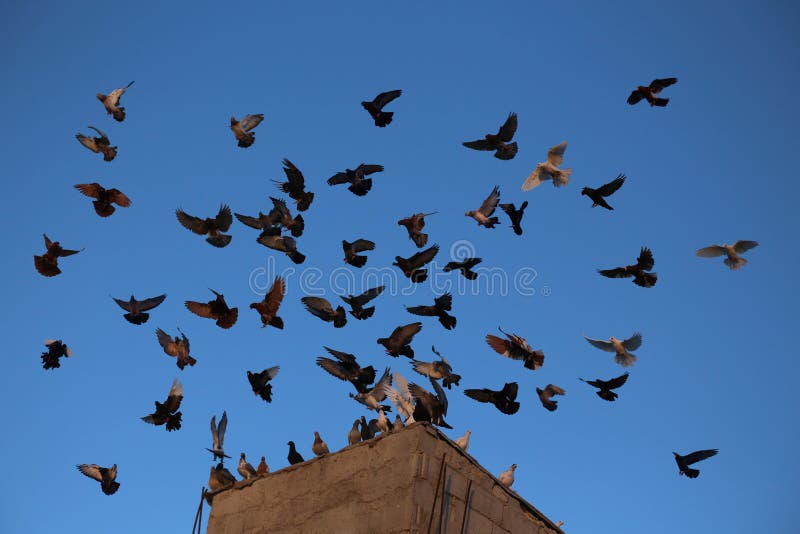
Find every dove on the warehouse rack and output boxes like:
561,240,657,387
230,114,264,147
207,412,230,462
627,78,678,107
349,368,393,411
375,409,391,434
287,441,305,465
77,464,120,495
237,453,258,480
75,126,117,161
462,112,518,160
393,414,404,431
141,378,183,431
497,464,516,487
465,186,500,228
74,183,131,217
250,276,285,329
377,322,423,358
273,158,314,211
348,420,362,445
406,293,457,330
598,246,657,287
247,366,280,403
521,142,571,191
208,462,236,492
312,432,330,456
408,378,452,428
34,234,82,277
454,430,471,451
696,241,759,270
111,294,166,325
464,382,520,415
584,332,642,367
397,212,436,248
393,244,439,283
185,289,238,329
386,373,417,424
486,328,544,371
257,457,269,476
341,285,384,320
265,197,305,237
360,416,374,441
327,164,384,196
536,384,565,412
301,297,347,327
176,205,233,248
96,80,134,121
579,372,629,401
257,234,306,264
443,257,482,281
316,346,376,394
362,90,402,127
41,339,73,370
411,346,461,389
581,174,626,210
673,449,718,478
155,328,197,370
342,239,375,268
499,201,528,235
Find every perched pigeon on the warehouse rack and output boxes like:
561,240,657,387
41,339,73,370
673,449,718,478
360,416,374,441
486,328,544,371
497,464,516,487
536,384,565,412
250,276,285,329
412,346,461,389
348,420,362,445
406,293,457,330
397,212,436,248
208,462,236,492
287,441,304,465
230,114,264,147
464,382,520,415
247,366,280,403
350,367,393,411
74,183,131,217
584,333,642,367
155,327,197,370
462,113,518,160
316,346,377,394
237,453,258,480
257,234,306,264
312,432,330,456
362,90,402,127
77,464,120,495
522,142,571,191
408,378,452,428
141,378,183,431
34,234,82,277
454,430,471,451
393,414,404,431
580,372,629,401
598,246,657,287
342,239,375,268
176,205,233,248
96,80,134,121
111,294,166,325
627,78,678,107
443,257,482,280
581,174,626,210
394,244,439,283
378,322,423,358
375,409,392,434
465,186,501,228
301,297,347,328
185,289,238,329
341,285,384,320
207,412,230,462
499,201,528,235
76,126,117,161
257,456,269,476
696,241,758,270
273,158,314,211
327,164,384,196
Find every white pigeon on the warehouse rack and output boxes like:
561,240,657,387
376,409,391,434
454,430,471,452
350,368,392,410
696,240,758,270
498,464,517,487
387,372,417,424
522,141,572,191
584,332,642,367
207,411,230,462
237,453,257,480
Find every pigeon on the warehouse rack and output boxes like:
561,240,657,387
111,294,166,325
208,462,236,492
627,78,678,107
207,412,230,462
696,241,759,270
378,322,423,358
327,164,384,196
673,449,718,479
155,328,197,370
34,234,82,277
443,257,482,280
266,197,305,237
579,372,629,401
250,276,285,329
234,211,281,236
237,453,258,480
77,464,119,495
362,90,402,127
312,432,330,456
393,244,439,283
521,142,571,191
464,382,520,415
406,293,456,330
185,289,238,329
96,80,134,121
412,346,461,389
397,212,436,248
316,346,377,394
581,174,626,210
360,416,374,441
287,441,304,465
273,158,314,211
497,464,516,487
301,297,347,328
375,409,392,434
393,414,404,431
256,457,269,476
348,420,362,445
341,285,385,320
176,205,233,248
454,430,471,451
584,332,642,367
247,366,280,403
386,373,417,424
74,183,131,217
486,328,544,371
465,186,501,228
75,126,117,161
536,384,565,412
41,339,73,370
598,247,657,288
342,239,375,268
257,234,306,264
408,378,452,428
499,201,528,235
350,367,393,411
141,378,183,431
230,114,264,147
462,113,518,160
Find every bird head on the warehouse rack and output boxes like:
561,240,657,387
609,336,619,343
240,452,246,459
510,464,517,471
580,187,590,196
287,441,295,447
249,303,258,310
465,210,474,217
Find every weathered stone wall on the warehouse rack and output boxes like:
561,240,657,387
206,423,562,534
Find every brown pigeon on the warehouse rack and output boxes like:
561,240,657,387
74,183,131,217
627,78,678,107
406,293,457,330
301,297,347,328
273,158,314,211
486,328,544,370
462,113,518,160
176,205,233,248
34,234,82,277
327,164,384,196
361,90,402,127
536,384,565,412
316,346,377,394
75,126,117,161
96,81,134,121
77,464,120,495
257,234,306,264
342,239,375,268
598,247,657,288
411,346,461,389
340,285,384,320
141,378,183,431
393,244,439,283
230,114,264,147
185,289,238,329
247,366,280,403
250,276,285,329
397,212,436,248
377,322,423,358
155,327,197,370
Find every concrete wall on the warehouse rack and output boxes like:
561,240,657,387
206,423,562,534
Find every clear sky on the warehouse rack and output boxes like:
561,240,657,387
1,1,798,532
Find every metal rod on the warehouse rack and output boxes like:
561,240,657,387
426,454,447,534
459,479,473,534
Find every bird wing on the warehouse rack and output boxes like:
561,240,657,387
411,360,435,378
106,188,131,207
544,384,565,397
263,366,280,380
486,334,515,358
302,297,334,318
235,212,265,229
596,174,626,197
164,379,183,412
464,388,494,403
407,245,439,267
176,209,209,235
598,267,631,279
649,78,677,93
502,381,519,401
138,294,167,312
156,328,178,356
372,89,402,109
88,126,110,143
112,297,133,312
215,205,233,230
316,357,352,381
434,293,452,311
238,114,264,132
269,197,292,220
637,247,655,270
74,183,103,199
462,139,494,151
521,166,546,191
497,112,517,142
393,322,423,344
584,335,615,352
323,346,357,365
356,285,384,304
622,332,642,351
695,245,727,258
280,158,306,191
327,172,351,185
605,372,630,389
626,90,644,105
262,276,285,313
499,203,517,217
682,449,718,466
185,300,215,319
77,464,104,482
350,239,376,253
356,164,384,176
429,377,448,414
406,304,436,317
368,367,393,401
478,186,500,216
547,141,568,166
217,412,228,447
76,134,100,153
733,240,758,254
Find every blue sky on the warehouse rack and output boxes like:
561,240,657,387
2,1,798,532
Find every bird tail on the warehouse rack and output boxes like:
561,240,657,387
438,313,457,330
166,412,183,432
615,352,637,367
554,169,572,187
375,111,393,127
288,250,306,264
463,270,478,281
349,255,368,268
410,269,428,283
398,345,415,359
333,309,347,328
179,355,198,369
290,215,305,237
34,255,61,277
297,192,314,212
684,467,700,478
653,97,669,107
93,200,115,217
725,256,747,270
411,232,428,248
495,142,518,160
124,312,148,325
206,234,232,248
112,109,126,122
597,390,618,402
269,315,284,329
483,217,500,228
359,306,376,320
635,272,658,287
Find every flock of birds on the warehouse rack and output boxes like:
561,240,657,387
36,78,759,505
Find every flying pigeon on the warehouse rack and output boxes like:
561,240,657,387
406,293,457,330
155,327,197,370
301,297,347,328
393,244,439,283
250,276,285,329
185,289,238,329
584,332,642,367
316,346,377,394
377,322,423,358
486,328,544,370
397,212,436,248
312,432,330,456
454,430,471,451
75,126,117,161
273,158,314,211
327,164,384,196
230,114,264,147
340,285,384,320
237,453,258,480
111,294,166,325
247,366,280,403
257,234,306,264
411,346,461,389
579,372,629,401
696,241,759,270
499,201,528,235
464,382,520,415
34,234,82,277
462,113,518,160
342,239,375,268
287,441,304,465
96,80,134,121
443,257,482,280
497,464,516,487
207,412,230,462
521,141,571,191
673,449,718,478
465,186,501,228
141,378,183,431
176,205,233,248
536,384,565,412
361,90,402,127
627,78,678,107
386,373,417,424
77,464,120,495
598,247,657,288
349,367,393,411
41,339,73,370
74,183,131,217
264,197,304,237
408,378,452,428
581,174,626,210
